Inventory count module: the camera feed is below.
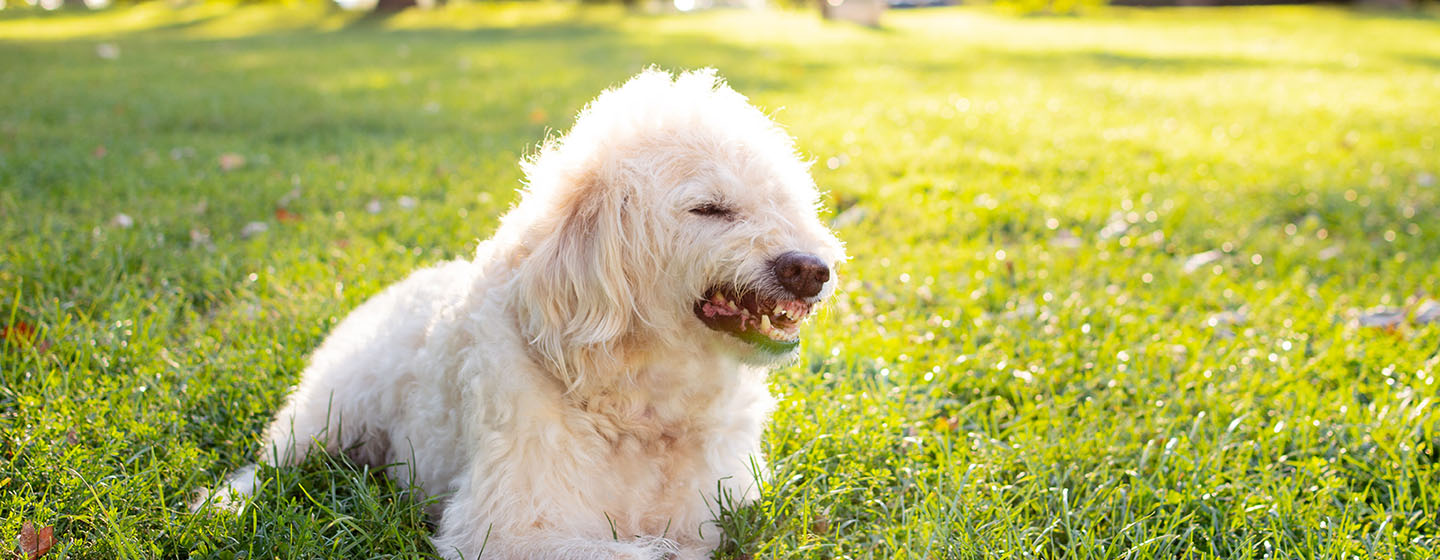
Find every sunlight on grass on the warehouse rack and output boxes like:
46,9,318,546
0,1,628,40
2,2,1439,558
0,1,233,39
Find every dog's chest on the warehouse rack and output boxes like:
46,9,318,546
570,398,728,532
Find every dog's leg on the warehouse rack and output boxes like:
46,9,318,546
429,472,693,560
432,532,681,560
260,388,347,467
190,389,347,513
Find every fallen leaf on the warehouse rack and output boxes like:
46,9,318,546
1,321,51,354
14,521,54,560
1358,307,1405,329
274,207,302,223
66,429,78,446
1182,250,1223,273
240,221,269,239
218,153,246,171
34,526,53,560
1,321,36,343
1415,300,1440,325
110,213,134,229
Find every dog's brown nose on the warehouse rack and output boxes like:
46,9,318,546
772,251,830,299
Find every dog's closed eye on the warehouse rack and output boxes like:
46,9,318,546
689,202,736,219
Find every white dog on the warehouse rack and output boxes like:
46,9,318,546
202,69,845,560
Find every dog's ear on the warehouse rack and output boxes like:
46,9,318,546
510,174,638,391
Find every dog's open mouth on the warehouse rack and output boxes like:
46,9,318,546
694,287,814,353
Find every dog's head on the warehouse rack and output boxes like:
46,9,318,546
499,69,845,388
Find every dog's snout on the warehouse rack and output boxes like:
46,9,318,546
772,251,830,299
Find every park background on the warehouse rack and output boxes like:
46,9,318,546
2,0,1440,557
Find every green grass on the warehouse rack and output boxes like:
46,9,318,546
4,2,1440,558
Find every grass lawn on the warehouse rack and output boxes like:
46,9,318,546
4,2,1440,558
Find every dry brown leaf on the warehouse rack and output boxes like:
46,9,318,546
2,321,50,353
274,207,302,223
14,521,55,560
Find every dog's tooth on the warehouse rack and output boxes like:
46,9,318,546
760,315,771,331
715,293,727,305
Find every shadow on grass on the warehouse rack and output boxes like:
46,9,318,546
1396,53,1440,69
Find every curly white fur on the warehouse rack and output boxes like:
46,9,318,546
200,69,845,560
